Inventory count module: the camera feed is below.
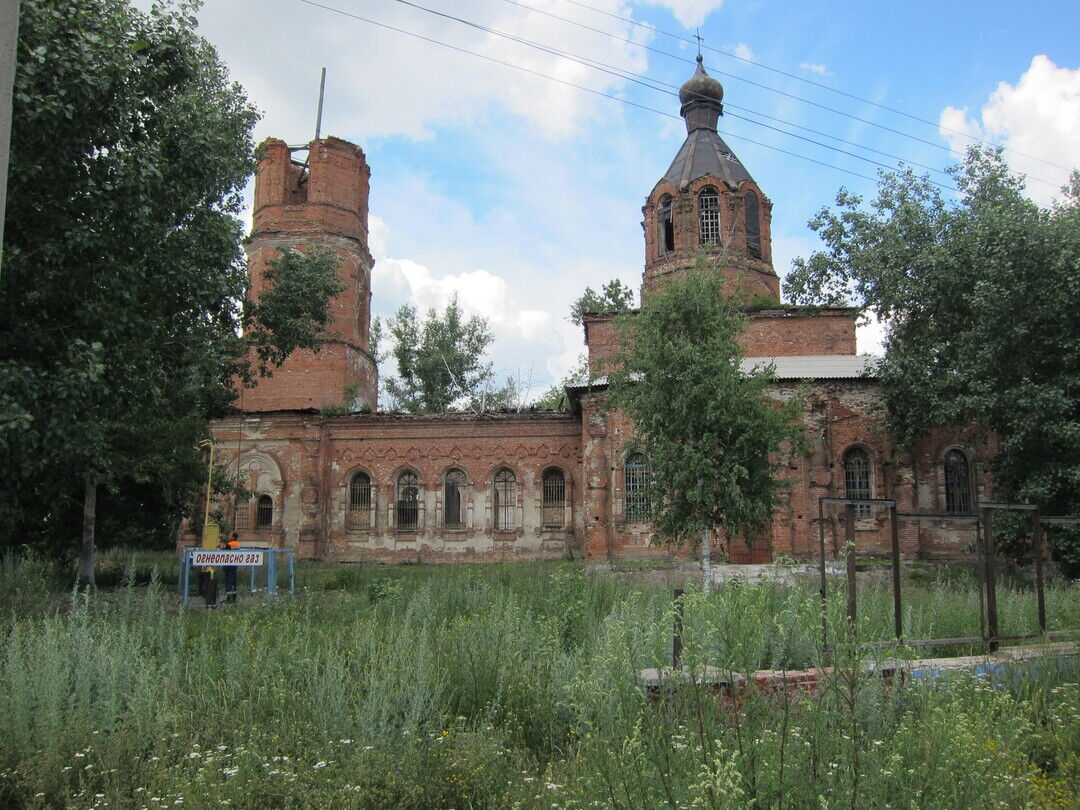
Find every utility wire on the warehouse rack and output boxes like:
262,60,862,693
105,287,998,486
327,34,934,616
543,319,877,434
545,0,1071,173
294,0,898,187
388,0,962,190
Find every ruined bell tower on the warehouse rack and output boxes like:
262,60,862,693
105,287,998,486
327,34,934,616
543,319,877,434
241,136,377,412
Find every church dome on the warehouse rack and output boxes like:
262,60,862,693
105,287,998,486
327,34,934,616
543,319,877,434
679,55,724,105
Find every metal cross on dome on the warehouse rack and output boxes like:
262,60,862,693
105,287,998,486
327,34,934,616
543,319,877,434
694,28,703,59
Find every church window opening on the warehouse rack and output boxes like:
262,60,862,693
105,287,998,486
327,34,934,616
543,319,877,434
745,189,761,257
347,471,372,530
542,468,566,528
444,469,466,529
625,452,650,521
844,448,872,517
493,468,516,531
255,494,273,528
397,471,419,530
944,449,973,514
699,187,720,245
233,498,249,532
658,195,674,253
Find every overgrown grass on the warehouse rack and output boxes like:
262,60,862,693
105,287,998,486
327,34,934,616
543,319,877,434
0,553,1077,808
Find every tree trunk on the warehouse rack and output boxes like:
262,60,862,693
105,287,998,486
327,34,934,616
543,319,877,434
78,475,97,587
701,527,711,593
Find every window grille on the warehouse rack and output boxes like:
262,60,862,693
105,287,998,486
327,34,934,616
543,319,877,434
624,453,650,522
444,469,466,529
493,469,516,531
397,471,419,530
542,469,566,527
658,195,674,253
944,449,973,514
843,448,872,517
699,187,720,245
348,471,373,530
255,494,273,528
745,190,761,257
233,499,249,532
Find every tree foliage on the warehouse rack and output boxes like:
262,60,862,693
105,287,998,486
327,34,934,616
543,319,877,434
0,0,343,573
568,278,636,326
378,295,494,413
785,148,1080,571
606,262,805,545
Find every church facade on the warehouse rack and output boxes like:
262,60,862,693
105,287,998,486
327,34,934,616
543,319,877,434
197,60,994,565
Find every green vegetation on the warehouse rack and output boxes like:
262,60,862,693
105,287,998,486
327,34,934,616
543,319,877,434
785,148,1080,574
568,279,637,326
1,554,1078,808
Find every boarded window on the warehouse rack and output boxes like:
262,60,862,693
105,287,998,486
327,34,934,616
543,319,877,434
542,468,566,527
444,469,466,529
944,449,973,514
844,448,872,517
745,189,761,257
255,494,273,528
397,471,419,530
348,471,372,530
493,468,516,531
699,187,720,245
233,499,249,532
658,195,674,253
625,453,650,522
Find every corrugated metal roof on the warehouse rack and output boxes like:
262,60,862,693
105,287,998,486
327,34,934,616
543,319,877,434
740,355,877,380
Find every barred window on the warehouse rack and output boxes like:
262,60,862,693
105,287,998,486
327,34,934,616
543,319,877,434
347,471,372,530
699,186,720,245
493,468,516,531
745,189,761,257
255,494,273,528
625,452,650,522
658,195,674,253
444,469,466,529
397,471,419,530
844,448,872,518
542,468,566,528
944,449,973,514
233,499,250,532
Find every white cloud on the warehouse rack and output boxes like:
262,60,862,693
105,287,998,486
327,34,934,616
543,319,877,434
799,62,830,77
855,312,887,357
732,43,754,62
939,55,1080,206
640,0,726,29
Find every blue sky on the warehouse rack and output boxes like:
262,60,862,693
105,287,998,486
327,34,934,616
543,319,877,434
190,0,1080,401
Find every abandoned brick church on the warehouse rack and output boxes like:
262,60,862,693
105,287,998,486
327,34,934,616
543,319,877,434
195,58,994,564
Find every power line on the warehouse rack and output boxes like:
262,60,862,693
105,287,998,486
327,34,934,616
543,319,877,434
295,0,886,186
545,0,1071,173
388,0,963,190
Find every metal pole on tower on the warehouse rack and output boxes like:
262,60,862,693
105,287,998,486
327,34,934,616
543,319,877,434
314,67,327,140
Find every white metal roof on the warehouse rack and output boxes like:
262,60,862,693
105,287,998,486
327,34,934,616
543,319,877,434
740,355,877,380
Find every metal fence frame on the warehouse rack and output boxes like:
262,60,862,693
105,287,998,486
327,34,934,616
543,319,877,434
817,497,1078,653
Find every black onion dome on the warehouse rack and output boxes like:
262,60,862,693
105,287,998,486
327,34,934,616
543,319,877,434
679,55,723,105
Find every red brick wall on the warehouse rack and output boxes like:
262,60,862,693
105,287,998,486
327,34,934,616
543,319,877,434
740,310,857,357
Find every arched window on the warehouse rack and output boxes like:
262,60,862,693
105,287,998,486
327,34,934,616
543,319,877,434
542,468,566,528
699,186,720,245
658,195,674,254
625,452,650,521
255,494,274,528
348,471,372,530
493,468,516,531
844,448,872,518
745,189,761,257
444,469,466,529
233,498,250,532
944,449,973,514
396,471,419,530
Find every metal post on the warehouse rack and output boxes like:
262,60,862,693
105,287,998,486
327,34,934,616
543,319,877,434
181,551,190,606
701,527,711,593
289,551,295,595
249,563,256,593
818,498,827,650
268,551,277,597
845,504,857,630
889,504,902,640
981,506,999,652
314,67,326,140
672,588,685,669
1033,508,1046,635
